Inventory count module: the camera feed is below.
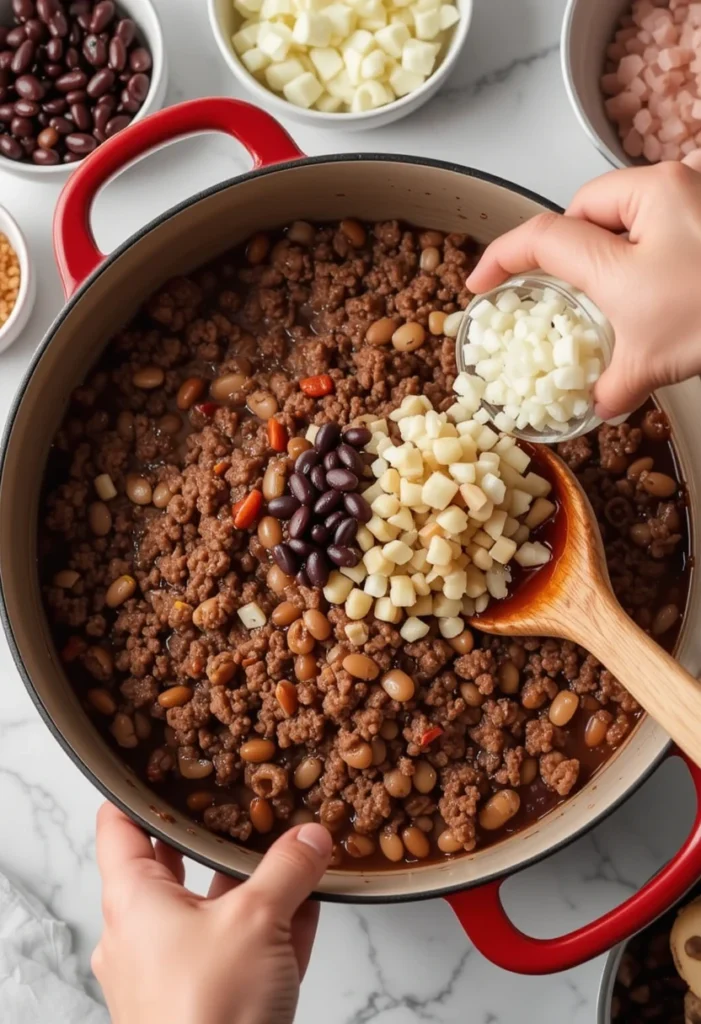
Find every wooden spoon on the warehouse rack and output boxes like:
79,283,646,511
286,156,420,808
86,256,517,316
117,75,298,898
470,446,701,764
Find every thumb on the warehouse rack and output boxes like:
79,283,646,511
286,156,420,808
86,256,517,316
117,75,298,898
240,824,332,924
593,343,650,420
682,149,701,174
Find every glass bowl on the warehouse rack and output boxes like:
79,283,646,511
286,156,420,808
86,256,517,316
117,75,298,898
455,273,614,444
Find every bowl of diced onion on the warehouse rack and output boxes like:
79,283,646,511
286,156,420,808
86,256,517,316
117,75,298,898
455,275,614,444
208,0,472,128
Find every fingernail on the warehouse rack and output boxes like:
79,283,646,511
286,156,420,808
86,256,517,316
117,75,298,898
297,823,333,857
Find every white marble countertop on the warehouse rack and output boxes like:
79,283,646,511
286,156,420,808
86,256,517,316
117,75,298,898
0,0,698,1020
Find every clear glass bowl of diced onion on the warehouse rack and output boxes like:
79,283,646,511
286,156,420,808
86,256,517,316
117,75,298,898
455,274,614,444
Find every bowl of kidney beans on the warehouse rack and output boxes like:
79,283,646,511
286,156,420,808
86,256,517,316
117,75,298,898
0,0,166,175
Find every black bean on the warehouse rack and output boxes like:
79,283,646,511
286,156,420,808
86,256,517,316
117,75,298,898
13,0,35,22
65,131,96,154
11,115,34,136
272,543,298,576
83,32,107,66
0,135,23,159
324,510,345,531
13,98,38,115
87,67,114,97
15,73,44,99
296,569,311,588
310,524,329,544
323,450,340,472
314,490,341,516
32,144,58,163
6,26,27,47
289,538,313,558
115,18,135,46
295,448,319,475
328,545,359,568
49,10,69,37
129,46,151,72
306,550,330,588
337,443,364,476
289,505,311,540
25,18,46,42
343,426,372,448
71,101,91,130
334,518,358,546
310,465,326,492
108,35,126,70
105,113,130,136
344,492,372,522
11,39,35,73
56,68,86,91
45,36,62,60
266,496,300,519
314,422,340,454
289,472,314,505
43,96,66,113
326,468,359,492
127,71,149,102
90,0,115,33
50,114,72,133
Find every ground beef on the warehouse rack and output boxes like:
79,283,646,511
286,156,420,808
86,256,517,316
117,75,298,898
41,218,689,869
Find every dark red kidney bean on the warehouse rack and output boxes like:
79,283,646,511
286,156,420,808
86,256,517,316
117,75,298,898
266,496,300,520
47,62,65,76
83,33,107,66
6,26,27,47
127,71,149,103
93,127,106,143
118,68,130,82
324,509,345,531
272,543,298,576
326,468,359,492
328,545,359,568
68,22,81,44
289,538,314,558
0,68,8,88
119,90,139,113
37,124,58,147
69,0,91,13
334,518,358,546
11,116,34,137
87,67,114,97
0,104,13,121
314,490,341,516
14,98,39,116
296,568,311,588
289,505,312,539
96,93,117,115
49,11,68,37
45,36,62,60
71,102,91,131
310,524,329,544
66,88,87,103
56,69,86,91
314,422,341,454
0,135,23,159
0,29,6,48
108,35,126,70
33,144,59,164
76,11,91,30
36,0,57,23
323,450,340,472
13,0,35,21
306,549,330,588
91,0,115,32
21,135,36,153
310,465,326,492
105,113,130,136
337,443,364,475
0,52,13,71
343,492,372,522
295,449,319,475
66,131,96,154
0,87,7,102
93,104,110,134
115,18,135,46
36,110,48,125
50,115,72,133
43,96,66,114
15,74,44,99
129,46,151,73
25,18,45,41
11,39,35,72
63,151,81,162
289,473,315,505
65,46,80,68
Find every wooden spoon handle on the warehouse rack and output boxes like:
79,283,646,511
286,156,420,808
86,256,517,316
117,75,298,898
570,593,701,765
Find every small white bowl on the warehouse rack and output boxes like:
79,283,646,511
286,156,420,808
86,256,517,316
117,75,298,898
0,204,35,354
208,0,473,130
0,0,168,180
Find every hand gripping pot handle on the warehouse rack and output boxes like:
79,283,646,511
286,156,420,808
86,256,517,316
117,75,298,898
53,97,303,298
445,749,701,974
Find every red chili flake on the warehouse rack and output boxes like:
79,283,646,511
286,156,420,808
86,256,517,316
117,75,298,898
233,489,263,529
419,726,443,747
61,636,85,662
300,374,333,398
194,402,219,417
268,418,288,452
213,460,229,476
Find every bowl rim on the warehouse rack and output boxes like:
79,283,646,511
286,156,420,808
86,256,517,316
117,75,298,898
560,0,629,171
207,0,474,125
0,0,167,178
0,203,33,349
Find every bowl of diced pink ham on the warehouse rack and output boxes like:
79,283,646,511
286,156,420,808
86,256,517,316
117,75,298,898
562,0,701,168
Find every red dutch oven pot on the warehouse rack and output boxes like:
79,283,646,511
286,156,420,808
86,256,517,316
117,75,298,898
2,97,701,976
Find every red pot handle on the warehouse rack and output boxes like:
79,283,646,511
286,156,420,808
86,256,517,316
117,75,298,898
446,748,701,974
53,97,303,298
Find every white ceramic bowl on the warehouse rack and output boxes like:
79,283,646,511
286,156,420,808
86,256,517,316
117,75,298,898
561,0,636,169
0,0,168,180
0,204,34,354
208,0,473,130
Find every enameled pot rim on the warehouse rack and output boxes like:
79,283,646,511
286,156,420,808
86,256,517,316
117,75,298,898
0,152,671,901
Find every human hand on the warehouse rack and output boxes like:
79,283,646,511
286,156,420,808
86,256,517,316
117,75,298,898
92,802,332,1024
466,152,701,420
